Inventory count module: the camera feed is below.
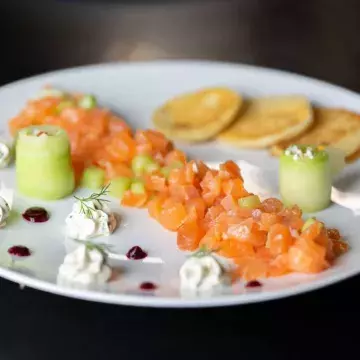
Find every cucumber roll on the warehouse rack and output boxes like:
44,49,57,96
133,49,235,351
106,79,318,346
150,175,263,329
16,125,75,200
279,145,331,213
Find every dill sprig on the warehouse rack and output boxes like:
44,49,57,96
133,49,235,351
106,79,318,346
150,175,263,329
74,184,111,218
190,245,219,258
74,239,113,259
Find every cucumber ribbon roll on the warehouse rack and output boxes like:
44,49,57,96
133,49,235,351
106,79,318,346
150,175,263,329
280,145,332,213
16,125,75,200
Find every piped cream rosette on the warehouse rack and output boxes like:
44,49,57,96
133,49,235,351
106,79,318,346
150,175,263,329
0,182,13,228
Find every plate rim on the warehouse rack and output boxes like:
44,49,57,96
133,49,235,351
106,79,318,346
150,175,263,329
1,59,359,307
1,263,358,308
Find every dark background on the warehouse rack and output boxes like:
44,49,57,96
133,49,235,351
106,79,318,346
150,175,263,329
0,0,359,359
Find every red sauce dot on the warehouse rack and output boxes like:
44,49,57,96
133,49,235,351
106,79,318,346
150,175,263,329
8,246,31,257
140,282,157,291
126,246,147,260
245,280,262,288
22,207,49,223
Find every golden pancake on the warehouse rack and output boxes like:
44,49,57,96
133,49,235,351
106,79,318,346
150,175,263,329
271,108,360,162
217,95,313,148
152,87,242,142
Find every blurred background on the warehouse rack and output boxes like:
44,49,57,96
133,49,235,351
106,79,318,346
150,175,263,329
1,0,360,91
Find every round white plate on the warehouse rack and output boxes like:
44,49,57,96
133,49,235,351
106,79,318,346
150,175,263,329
0,60,360,308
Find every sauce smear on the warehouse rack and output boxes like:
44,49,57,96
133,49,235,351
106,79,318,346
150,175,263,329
126,246,147,260
22,207,49,223
8,245,31,257
245,280,262,288
140,282,157,291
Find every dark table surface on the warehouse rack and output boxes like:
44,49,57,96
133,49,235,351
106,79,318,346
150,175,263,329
1,0,360,359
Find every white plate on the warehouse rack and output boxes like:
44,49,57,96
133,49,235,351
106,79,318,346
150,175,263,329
0,60,360,308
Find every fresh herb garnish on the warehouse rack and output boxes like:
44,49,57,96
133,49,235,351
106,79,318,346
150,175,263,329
74,239,113,259
74,184,111,218
190,245,219,258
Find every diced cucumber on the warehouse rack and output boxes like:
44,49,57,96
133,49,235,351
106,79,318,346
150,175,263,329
238,195,261,209
108,177,132,199
279,147,331,213
145,162,160,173
131,180,145,194
301,217,316,232
159,161,183,179
169,161,184,169
160,166,171,179
80,166,105,190
37,88,65,99
78,94,97,109
56,100,75,113
131,154,157,176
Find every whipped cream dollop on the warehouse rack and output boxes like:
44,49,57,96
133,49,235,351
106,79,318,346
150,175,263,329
0,142,12,168
57,244,111,288
31,128,50,137
284,145,316,160
0,183,13,228
179,255,226,291
65,199,113,240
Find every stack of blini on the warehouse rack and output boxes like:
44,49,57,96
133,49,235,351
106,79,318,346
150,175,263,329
153,87,360,162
